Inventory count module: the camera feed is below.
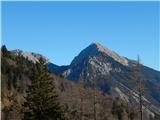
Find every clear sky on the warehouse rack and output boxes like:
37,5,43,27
2,1,159,71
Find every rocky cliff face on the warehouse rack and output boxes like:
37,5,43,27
64,42,129,80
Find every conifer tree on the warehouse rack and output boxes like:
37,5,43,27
1,45,10,57
1,45,8,54
23,64,67,120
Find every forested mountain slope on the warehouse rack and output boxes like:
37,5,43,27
1,45,160,120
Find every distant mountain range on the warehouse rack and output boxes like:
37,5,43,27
12,42,160,115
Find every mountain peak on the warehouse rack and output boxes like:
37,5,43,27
90,42,110,53
71,42,129,66
91,42,102,46
90,42,129,66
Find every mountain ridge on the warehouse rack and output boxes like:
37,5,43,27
12,49,49,64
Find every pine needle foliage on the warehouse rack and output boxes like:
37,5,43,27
23,62,67,120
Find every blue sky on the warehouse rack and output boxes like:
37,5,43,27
2,1,159,70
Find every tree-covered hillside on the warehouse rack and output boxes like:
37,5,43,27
1,45,159,120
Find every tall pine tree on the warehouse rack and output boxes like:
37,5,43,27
23,63,67,120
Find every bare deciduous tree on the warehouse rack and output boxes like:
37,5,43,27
92,73,97,120
79,76,85,120
133,56,145,120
